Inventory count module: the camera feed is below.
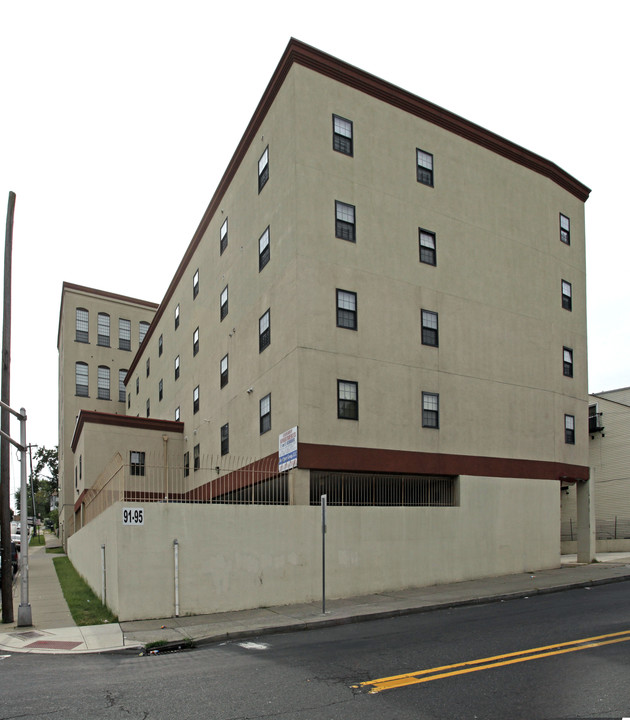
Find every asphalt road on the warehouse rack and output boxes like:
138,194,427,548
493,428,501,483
1,582,630,719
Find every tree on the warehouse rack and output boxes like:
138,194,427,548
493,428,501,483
13,445,58,529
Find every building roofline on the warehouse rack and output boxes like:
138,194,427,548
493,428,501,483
58,281,158,350
71,409,183,452
126,37,591,378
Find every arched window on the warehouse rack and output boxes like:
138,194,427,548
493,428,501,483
76,308,89,343
139,321,150,345
75,362,88,397
97,365,110,400
97,313,110,346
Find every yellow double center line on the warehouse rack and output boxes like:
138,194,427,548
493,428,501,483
355,629,630,693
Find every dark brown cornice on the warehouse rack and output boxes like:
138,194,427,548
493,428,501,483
127,38,590,377
71,409,183,452
298,443,589,482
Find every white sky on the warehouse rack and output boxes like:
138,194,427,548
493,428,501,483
1,0,628,471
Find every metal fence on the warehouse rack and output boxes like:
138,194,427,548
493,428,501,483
309,471,458,506
80,453,288,528
561,517,630,541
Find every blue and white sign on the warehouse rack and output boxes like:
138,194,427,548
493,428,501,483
279,426,298,471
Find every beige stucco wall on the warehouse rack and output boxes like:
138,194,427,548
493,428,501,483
68,475,559,621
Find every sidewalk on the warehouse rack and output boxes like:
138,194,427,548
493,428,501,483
2,545,630,655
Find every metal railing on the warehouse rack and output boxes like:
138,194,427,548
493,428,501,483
561,517,630,541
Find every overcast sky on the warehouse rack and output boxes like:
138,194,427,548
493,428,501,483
1,0,628,486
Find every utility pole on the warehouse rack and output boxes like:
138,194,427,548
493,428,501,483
28,444,38,537
1,191,15,623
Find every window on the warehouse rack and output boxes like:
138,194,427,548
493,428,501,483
76,308,89,343
139,321,150,345
193,269,199,299
338,380,358,420
194,444,200,471
333,114,353,155
97,366,110,400
422,392,439,428
258,146,269,192
158,378,163,402
421,310,439,347
193,327,199,356
75,362,88,397
97,313,110,346
562,280,572,311
335,201,356,242
417,148,434,186
119,369,127,403
220,218,228,255
135,376,139,395
183,451,189,476
259,309,270,352
146,398,150,417
146,358,150,377
563,347,574,377
220,354,228,388
119,318,131,350
220,423,229,456
193,385,199,414
565,414,575,444
260,393,271,434
130,451,145,477
419,229,437,266
174,304,180,330
175,406,180,422
560,213,571,245
174,355,180,381
127,393,130,410
158,334,163,356
220,286,228,320
336,290,357,330
79,455,82,481
259,226,270,271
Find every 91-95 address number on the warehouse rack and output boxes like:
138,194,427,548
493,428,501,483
122,507,144,526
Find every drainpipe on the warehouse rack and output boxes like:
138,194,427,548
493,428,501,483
173,538,179,617
162,435,168,502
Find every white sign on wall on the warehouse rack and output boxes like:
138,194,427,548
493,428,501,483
279,426,298,471
122,507,144,526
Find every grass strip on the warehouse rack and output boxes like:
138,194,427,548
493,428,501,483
29,533,46,546
53,556,118,626
46,546,65,554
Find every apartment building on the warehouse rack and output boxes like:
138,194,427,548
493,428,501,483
57,282,158,544
61,40,593,620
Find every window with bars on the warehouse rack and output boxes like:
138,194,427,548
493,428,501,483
130,451,145,477
193,269,199,299
417,148,434,186
333,114,353,155
175,406,180,422
139,321,150,345
97,366,110,400
184,450,189,476
75,362,89,397
565,414,575,444
421,309,439,347
259,310,270,352
220,286,228,320
220,423,229,456
76,308,89,343
175,304,180,330
158,378,163,402
560,213,571,245
259,226,270,271
336,289,357,330
194,444,200,471
563,347,574,377
119,318,131,350
335,201,356,242
158,334,163,356
260,393,271,434
258,146,269,192
193,327,199,356
220,218,228,255
338,380,358,420
220,354,228,388
119,369,127,403
562,280,572,311
97,313,110,347
419,228,437,266
174,355,180,381
422,392,439,428
193,385,199,414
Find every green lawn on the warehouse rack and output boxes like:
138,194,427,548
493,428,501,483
29,533,46,547
53,556,118,626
